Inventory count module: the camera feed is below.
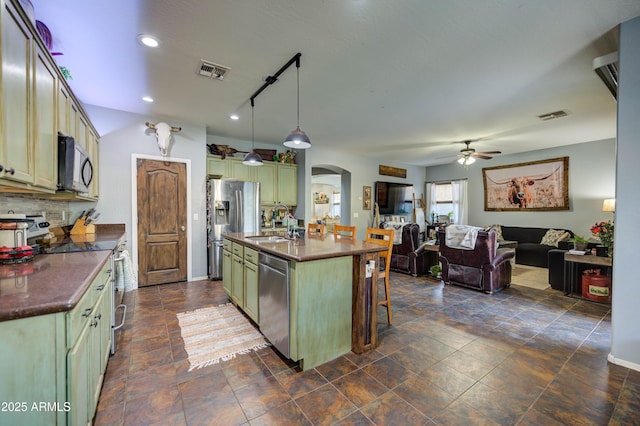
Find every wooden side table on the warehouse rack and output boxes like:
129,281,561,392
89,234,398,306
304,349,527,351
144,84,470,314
563,253,612,302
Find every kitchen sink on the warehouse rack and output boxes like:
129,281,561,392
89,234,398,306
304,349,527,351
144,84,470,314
245,235,289,243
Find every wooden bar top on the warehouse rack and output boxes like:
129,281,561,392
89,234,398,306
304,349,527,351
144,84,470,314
223,232,387,262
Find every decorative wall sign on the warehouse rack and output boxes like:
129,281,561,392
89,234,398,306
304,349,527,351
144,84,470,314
379,165,407,178
363,186,372,210
482,157,569,211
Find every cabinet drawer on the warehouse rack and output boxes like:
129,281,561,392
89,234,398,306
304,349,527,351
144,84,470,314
244,247,259,265
66,262,110,348
223,239,232,251
232,242,244,257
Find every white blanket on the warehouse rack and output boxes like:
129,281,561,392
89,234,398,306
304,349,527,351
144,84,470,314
382,221,404,244
445,225,483,250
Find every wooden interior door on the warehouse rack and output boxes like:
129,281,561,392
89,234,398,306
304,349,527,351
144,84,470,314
137,159,187,286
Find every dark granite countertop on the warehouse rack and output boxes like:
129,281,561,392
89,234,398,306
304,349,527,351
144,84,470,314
0,251,111,322
0,227,126,322
223,232,386,262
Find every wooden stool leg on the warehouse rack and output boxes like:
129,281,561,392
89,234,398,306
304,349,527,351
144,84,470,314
378,274,392,325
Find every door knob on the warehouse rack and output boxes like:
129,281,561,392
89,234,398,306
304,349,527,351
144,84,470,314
181,225,186,231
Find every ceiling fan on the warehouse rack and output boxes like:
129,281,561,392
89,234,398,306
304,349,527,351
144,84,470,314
456,140,501,165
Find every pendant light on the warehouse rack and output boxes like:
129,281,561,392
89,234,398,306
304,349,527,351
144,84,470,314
283,57,311,149
242,100,263,166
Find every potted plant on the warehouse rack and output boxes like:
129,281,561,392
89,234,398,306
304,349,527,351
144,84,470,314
429,264,442,278
569,235,589,251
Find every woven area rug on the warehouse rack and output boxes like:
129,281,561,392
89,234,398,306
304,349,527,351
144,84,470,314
177,303,269,371
511,264,551,290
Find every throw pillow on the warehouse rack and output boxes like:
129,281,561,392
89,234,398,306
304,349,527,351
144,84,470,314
484,224,503,241
540,229,571,247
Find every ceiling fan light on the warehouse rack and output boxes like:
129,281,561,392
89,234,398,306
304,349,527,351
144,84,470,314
457,156,475,165
283,126,311,149
242,150,263,166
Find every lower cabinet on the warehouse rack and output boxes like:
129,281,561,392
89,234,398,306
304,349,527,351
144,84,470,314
0,259,112,426
222,239,259,324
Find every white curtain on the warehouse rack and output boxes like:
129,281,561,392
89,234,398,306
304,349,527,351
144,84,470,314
425,182,438,223
451,179,468,225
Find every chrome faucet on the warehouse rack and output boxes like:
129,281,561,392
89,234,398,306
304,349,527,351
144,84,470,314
273,203,294,237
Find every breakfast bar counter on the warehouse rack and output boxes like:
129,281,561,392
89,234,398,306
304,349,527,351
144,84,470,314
223,232,387,369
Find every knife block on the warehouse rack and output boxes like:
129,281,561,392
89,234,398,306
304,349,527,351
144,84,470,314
70,218,96,235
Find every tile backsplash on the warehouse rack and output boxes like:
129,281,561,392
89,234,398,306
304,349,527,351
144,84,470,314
0,194,78,228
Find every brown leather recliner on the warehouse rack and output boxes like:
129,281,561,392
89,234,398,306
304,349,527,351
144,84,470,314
389,223,435,276
438,228,514,294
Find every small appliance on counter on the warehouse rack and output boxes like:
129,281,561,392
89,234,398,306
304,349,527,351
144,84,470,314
0,213,36,264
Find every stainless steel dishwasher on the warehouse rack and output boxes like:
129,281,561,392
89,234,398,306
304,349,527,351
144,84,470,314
258,252,290,358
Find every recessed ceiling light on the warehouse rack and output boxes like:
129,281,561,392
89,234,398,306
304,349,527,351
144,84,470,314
142,96,154,103
137,34,159,48
229,114,239,120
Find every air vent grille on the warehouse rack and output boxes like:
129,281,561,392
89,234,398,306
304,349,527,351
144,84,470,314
197,60,230,80
538,110,568,121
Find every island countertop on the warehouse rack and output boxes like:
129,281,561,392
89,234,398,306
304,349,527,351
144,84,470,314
223,232,387,262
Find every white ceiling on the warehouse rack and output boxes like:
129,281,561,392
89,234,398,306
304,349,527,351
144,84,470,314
30,0,640,166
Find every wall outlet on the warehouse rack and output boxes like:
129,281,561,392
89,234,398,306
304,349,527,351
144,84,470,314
62,211,66,221
193,213,199,220
353,212,359,218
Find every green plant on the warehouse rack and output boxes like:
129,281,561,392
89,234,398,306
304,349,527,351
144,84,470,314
59,66,72,80
569,234,589,243
429,264,442,276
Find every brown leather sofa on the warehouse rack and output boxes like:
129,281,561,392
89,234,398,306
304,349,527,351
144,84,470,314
438,228,514,294
389,223,435,276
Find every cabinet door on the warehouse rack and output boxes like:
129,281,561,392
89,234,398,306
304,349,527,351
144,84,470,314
87,129,99,198
254,162,277,204
67,323,90,426
231,254,244,305
69,100,79,139
57,83,71,135
1,1,33,183
229,160,252,181
77,114,88,150
222,250,232,296
207,156,228,177
33,45,58,190
244,261,259,323
277,164,298,205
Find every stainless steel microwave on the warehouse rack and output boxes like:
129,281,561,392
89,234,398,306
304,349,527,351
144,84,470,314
57,134,93,193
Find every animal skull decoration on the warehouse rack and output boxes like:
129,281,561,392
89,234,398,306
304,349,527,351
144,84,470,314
145,121,182,158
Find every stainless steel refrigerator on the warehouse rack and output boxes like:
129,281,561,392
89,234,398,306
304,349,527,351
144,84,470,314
207,178,261,279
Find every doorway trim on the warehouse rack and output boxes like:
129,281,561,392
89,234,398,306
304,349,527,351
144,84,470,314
131,154,192,288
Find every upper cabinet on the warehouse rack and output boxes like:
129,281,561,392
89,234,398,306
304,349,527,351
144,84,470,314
0,0,99,198
206,155,297,206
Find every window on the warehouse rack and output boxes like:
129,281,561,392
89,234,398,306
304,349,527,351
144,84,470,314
434,182,453,219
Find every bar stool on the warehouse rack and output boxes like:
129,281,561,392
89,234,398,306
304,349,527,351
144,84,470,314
334,225,356,239
365,227,394,324
308,223,325,236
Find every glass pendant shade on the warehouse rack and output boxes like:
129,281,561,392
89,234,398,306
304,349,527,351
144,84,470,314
284,126,311,149
457,156,476,165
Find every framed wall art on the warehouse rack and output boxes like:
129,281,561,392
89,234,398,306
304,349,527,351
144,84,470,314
363,185,372,210
482,157,569,211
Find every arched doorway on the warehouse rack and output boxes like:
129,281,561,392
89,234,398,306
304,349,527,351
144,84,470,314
311,166,351,232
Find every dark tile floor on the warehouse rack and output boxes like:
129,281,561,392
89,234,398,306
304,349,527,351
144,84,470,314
94,274,640,425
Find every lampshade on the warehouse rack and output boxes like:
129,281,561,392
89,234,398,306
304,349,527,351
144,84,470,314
457,156,476,165
283,60,311,149
284,127,311,149
602,198,615,212
242,102,263,166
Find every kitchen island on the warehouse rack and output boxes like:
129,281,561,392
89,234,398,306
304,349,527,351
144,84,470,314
223,232,387,370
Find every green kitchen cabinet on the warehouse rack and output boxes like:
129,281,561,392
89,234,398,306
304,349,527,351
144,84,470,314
277,164,298,205
243,247,260,323
33,43,58,191
229,160,252,181
0,257,112,426
222,248,232,296
231,253,245,306
207,156,229,177
252,162,277,204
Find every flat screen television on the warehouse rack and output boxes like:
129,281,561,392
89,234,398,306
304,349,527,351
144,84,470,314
374,181,414,215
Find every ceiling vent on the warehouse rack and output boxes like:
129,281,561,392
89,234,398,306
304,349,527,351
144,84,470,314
197,60,230,80
538,110,568,121
593,51,618,100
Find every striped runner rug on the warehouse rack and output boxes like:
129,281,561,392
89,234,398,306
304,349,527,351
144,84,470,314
177,303,269,371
